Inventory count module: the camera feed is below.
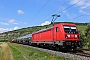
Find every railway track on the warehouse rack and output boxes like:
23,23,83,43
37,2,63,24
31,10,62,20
76,52,90,57
67,51,90,58
16,43,90,60
76,48,90,57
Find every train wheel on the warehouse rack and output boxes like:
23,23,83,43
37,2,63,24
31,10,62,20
29,41,32,45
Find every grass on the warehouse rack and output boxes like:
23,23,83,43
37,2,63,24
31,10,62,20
77,25,87,31
0,42,14,60
8,43,26,60
8,43,69,60
0,42,3,57
0,42,3,44
0,46,2,55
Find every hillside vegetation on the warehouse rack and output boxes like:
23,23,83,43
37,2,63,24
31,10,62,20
0,24,53,41
0,22,90,49
0,22,87,41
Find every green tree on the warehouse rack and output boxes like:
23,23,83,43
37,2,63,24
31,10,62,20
85,23,90,39
85,23,90,49
80,32,87,43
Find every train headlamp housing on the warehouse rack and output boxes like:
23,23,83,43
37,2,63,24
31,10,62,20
65,34,70,38
75,35,78,38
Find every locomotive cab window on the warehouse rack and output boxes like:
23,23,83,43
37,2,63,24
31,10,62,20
63,26,78,34
56,27,59,32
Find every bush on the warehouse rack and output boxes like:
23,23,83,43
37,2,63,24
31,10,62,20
83,23,90,49
0,40,8,42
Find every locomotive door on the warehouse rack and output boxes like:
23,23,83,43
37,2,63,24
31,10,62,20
53,28,56,41
54,27,59,41
56,27,59,41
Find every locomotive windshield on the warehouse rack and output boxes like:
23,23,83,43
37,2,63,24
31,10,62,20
63,26,78,34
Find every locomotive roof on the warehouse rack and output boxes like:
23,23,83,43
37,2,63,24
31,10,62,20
33,27,53,34
56,23,76,25
33,23,76,34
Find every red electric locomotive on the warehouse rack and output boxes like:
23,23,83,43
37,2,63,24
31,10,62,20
31,23,81,51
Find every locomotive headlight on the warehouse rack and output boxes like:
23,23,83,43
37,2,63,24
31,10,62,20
75,35,78,38
65,34,70,38
67,35,70,38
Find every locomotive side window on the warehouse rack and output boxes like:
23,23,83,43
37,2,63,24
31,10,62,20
56,27,59,32
63,26,78,34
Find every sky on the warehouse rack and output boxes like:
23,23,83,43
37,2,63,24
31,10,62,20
0,0,90,33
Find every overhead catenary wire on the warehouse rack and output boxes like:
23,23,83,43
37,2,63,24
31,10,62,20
40,0,83,24
57,0,82,14
72,14,90,19
31,0,49,21
46,0,69,17
31,0,83,26
72,14,86,19
40,0,69,24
